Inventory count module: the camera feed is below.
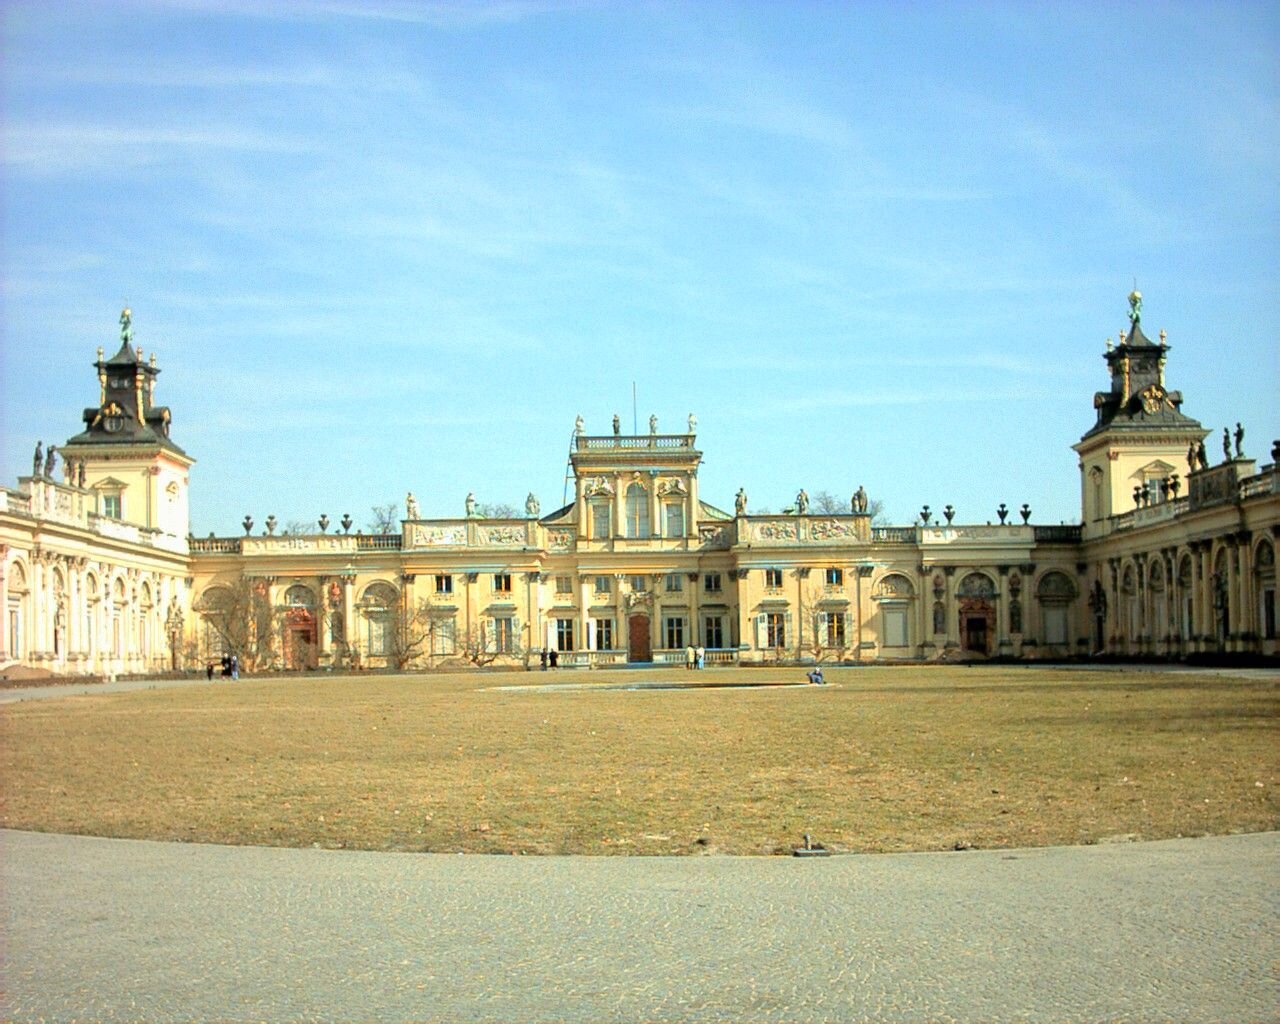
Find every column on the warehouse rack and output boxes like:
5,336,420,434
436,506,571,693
996,567,1012,656
579,575,591,662
1235,534,1253,648
0,548,7,661
687,473,700,540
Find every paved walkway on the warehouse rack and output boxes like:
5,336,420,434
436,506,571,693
3,828,1276,1023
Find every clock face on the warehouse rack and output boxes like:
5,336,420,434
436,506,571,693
103,415,123,433
110,376,131,389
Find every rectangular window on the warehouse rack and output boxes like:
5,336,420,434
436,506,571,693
665,573,683,593
494,573,512,594
591,502,611,539
704,615,724,649
765,568,783,588
431,617,456,655
595,618,613,650
665,616,685,650
825,612,846,648
492,616,515,653
594,575,612,596
704,572,722,593
556,618,574,651
882,607,908,647
555,575,573,594
102,495,122,519
435,574,453,594
367,612,391,656
766,612,786,648
665,502,684,537
825,567,843,587
629,575,648,593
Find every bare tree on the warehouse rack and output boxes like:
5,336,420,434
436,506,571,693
812,491,844,515
385,592,438,670
459,621,524,667
477,502,519,519
368,503,400,534
283,519,311,536
195,577,281,671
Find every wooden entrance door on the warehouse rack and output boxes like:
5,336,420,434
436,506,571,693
284,608,317,669
958,597,993,655
628,614,652,662
963,615,988,654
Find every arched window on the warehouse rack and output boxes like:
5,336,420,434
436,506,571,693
874,573,915,649
284,584,316,608
1254,540,1275,641
360,582,398,656
957,573,996,598
625,483,649,539
1036,571,1076,647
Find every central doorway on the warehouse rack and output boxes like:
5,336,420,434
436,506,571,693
628,613,652,662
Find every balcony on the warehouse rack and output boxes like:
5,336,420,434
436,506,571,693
576,434,694,450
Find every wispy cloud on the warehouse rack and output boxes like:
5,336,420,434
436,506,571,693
3,123,312,174
130,0,591,27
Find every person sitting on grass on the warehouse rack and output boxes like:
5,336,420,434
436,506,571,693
806,666,825,685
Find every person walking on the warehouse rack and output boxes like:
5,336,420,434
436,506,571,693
685,644,695,670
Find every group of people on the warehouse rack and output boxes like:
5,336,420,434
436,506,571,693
206,654,239,680
539,648,559,670
684,644,706,670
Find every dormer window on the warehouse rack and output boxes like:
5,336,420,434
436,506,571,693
102,495,121,519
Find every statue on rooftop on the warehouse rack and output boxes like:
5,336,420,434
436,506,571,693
612,414,620,436
574,415,584,436
1187,442,1198,473
1197,440,1208,470
688,412,696,434
405,492,420,520
1128,289,1142,325
852,485,868,514
795,489,809,514
525,492,540,517
120,306,133,345
44,445,57,480
1223,427,1232,461
735,488,747,515
1234,422,1245,459
649,414,657,435
465,492,476,517
78,461,87,488
33,441,43,478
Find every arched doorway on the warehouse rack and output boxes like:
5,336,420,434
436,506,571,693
627,613,651,662
283,584,317,670
957,572,996,655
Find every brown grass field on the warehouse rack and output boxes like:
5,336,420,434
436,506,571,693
2,665,1276,856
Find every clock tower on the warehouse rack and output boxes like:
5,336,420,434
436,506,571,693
58,308,194,541
1072,292,1207,538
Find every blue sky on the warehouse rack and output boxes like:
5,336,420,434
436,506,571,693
2,0,1277,534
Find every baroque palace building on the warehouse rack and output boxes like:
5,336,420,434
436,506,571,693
2,295,1277,677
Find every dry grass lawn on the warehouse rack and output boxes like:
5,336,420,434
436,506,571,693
2,665,1276,856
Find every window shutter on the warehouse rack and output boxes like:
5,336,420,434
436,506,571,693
818,612,828,647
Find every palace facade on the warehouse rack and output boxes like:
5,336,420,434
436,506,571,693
2,296,1277,677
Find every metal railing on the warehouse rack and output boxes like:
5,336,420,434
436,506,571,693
1032,525,1083,543
576,434,694,450
871,526,916,543
190,537,243,554
356,534,402,550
